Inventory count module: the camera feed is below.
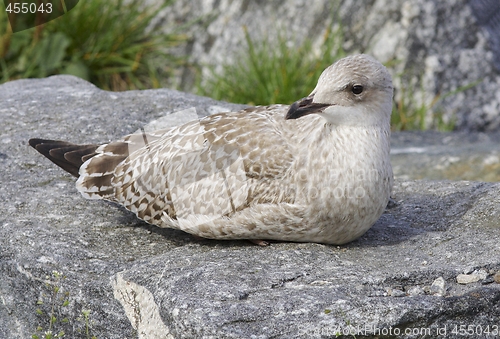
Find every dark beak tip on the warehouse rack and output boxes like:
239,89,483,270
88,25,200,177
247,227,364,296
285,101,301,120
285,108,296,120
285,97,330,120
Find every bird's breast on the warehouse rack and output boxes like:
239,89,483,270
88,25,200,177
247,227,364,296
293,125,392,228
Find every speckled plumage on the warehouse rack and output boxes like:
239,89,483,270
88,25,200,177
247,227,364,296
29,54,393,245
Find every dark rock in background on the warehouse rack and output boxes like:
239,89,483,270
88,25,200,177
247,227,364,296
470,0,500,70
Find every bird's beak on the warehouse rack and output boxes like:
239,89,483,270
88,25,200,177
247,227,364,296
285,95,330,120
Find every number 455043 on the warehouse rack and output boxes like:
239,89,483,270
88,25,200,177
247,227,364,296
5,2,53,14
452,325,499,336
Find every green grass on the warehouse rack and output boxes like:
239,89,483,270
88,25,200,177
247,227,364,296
391,76,445,131
32,271,97,339
197,23,346,105
0,0,186,91
32,271,69,339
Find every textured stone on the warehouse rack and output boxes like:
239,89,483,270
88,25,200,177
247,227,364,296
390,131,500,182
387,288,406,297
430,277,446,296
157,0,500,131
406,286,425,296
1,76,500,338
457,274,482,284
470,0,500,70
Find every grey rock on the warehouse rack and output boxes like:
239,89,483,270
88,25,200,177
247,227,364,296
1,76,500,338
476,269,490,280
463,266,476,274
482,276,496,285
157,0,500,131
430,277,446,296
457,274,482,284
406,286,425,297
470,0,500,70
390,131,500,182
457,269,489,285
387,288,406,297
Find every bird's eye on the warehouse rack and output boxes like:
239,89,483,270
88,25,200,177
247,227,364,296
352,85,364,95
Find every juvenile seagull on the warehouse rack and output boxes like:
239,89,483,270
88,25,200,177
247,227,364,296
29,54,393,245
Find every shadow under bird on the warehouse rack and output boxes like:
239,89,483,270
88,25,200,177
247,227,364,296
29,54,394,245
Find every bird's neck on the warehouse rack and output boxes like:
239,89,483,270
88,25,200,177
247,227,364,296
311,122,391,152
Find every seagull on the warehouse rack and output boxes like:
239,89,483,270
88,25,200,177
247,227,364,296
29,54,393,245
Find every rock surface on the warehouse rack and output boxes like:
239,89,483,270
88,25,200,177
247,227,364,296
391,131,500,182
1,76,500,339
158,0,500,131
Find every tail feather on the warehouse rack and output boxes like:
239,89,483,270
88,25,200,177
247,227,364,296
28,138,99,177
29,133,154,201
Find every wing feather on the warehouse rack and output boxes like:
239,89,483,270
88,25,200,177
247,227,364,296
76,105,298,227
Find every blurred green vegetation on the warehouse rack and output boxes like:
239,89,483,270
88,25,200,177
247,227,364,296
391,76,451,131
196,24,345,106
0,0,186,90
391,77,480,131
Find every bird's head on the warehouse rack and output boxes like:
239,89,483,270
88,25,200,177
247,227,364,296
285,54,393,127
